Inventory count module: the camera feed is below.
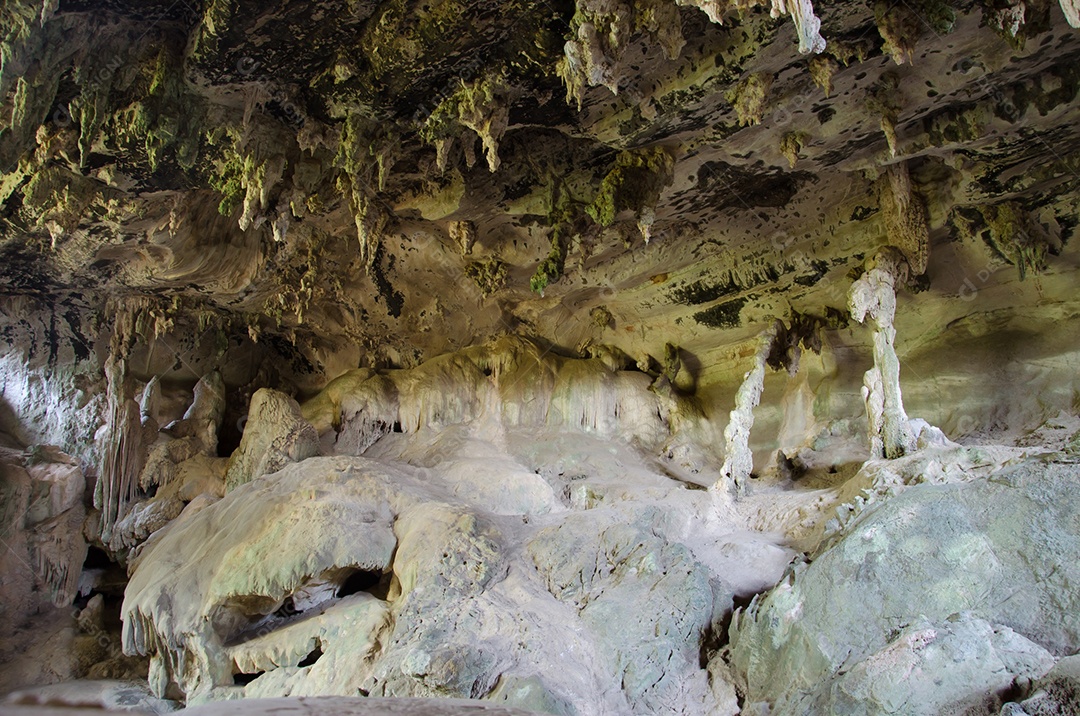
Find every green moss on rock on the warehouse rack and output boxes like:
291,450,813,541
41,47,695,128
725,72,773,127
586,146,674,236
465,258,508,297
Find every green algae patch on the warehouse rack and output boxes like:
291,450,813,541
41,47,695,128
586,146,674,231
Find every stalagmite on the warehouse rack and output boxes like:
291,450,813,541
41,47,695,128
848,248,916,459
713,320,782,496
224,388,319,492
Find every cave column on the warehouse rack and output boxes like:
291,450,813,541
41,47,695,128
848,248,916,459
713,320,782,496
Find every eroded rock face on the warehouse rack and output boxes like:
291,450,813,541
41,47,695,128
224,389,318,492
0,446,87,624
121,455,729,714
729,457,1080,714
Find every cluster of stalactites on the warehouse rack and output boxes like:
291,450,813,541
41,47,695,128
94,354,143,543
304,337,696,456
559,0,825,107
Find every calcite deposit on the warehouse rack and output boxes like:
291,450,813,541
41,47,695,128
2,0,1080,713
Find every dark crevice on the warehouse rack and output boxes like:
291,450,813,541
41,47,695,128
274,596,302,619
83,546,112,569
338,569,393,600
298,646,323,668
233,671,264,685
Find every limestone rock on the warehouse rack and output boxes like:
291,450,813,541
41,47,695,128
1062,0,1080,27
224,389,319,492
1010,654,1080,715
526,510,722,714
123,457,401,700
191,696,551,715
799,614,1054,715
729,458,1080,713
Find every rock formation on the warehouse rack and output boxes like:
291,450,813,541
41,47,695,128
1,0,1080,713
848,248,917,460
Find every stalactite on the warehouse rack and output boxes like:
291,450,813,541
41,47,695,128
780,131,808,168
1062,0,1080,27
808,54,838,96
726,72,774,127
586,146,675,242
94,354,144,543
559,0,823,108
449,220,477,255
337,181,390,272
557,1,632,109
713,320,782,496
311,336,686,456
868,73,902,158
879,161,929,275
675,0,825,54
874,0,921,64
770,0,827,54
422,72,510,173
29,504,87,607
848,248,916,459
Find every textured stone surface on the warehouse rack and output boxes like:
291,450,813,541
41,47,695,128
729,457,1080,714
223,389,319,492
1,0,1078,461
1010,654,1080,715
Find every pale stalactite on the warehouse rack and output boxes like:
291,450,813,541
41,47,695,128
307,336,690,457
713,320,782,496
1062,0,1080,27
848,249,916,459
94,354,144,543
770,0,827,54
561,0,823,107
675,0,825,54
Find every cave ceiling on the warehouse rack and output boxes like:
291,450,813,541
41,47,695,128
1,0,1078,398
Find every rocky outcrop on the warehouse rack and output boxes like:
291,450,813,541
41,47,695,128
223,389,318,493
121,454,733,713
728,457,1080,714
